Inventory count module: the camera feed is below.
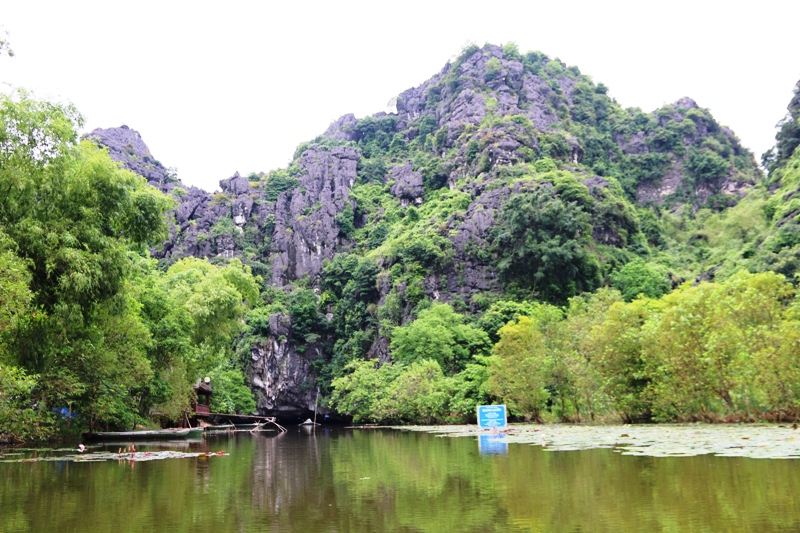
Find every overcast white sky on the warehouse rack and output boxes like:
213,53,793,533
3,1,799,192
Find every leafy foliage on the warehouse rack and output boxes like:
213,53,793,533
0,93,265,438
610,259,672,301
485,316,551,420
763,78,800,174
390,303,491,374
491,184,601,303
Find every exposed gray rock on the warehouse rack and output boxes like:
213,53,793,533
582,175,610,193
214,234,236,258
675,97,699,110
220,172,250,196
366,335,391,364
615,131,649,156
323,114,358,142
389,162,424,205
493,84,520,115
83,125,175,191
557,76,576,103
450,118,537,178
637,160,686,204
175,187,210,225
270,145,359,286
449,88,486,125
520,73,559,130
249,313,319,417
232,197,254,226
396,63,450,120
442,185,514,302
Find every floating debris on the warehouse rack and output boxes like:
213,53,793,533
394,424,800,459
0,450,228,463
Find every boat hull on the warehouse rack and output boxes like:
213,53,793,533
84,429,193,440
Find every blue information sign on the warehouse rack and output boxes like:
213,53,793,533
477,404,507,428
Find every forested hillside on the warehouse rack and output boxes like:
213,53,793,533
2,44,799,442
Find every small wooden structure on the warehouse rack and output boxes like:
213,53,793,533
188,379,286,432
192,381,212,416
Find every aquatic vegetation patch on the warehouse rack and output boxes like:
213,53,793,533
396,424,800,459
0,450,228,463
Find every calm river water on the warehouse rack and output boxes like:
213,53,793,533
1,427,799,532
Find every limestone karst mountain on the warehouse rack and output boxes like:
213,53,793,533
88,43,772,417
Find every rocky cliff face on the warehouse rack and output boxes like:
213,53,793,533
85,125,176,192
249,313,320,417
88,130,358,417
89,43,763,418
270,146,358,286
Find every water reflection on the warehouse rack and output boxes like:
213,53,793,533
478,434,508,455
1,428,799,532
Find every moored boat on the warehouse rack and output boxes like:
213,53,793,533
83,428,193,441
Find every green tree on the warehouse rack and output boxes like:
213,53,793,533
643,271,793,421
587,298,661,421
334,203,355,238
447,360,491,422
687,148,728,184
390,303,491,374
491,185,601,303
131,258,195,422
288,288,322,345
610,259,672,301
477,299,562,343
263,169,300,202
0,364,49,443
330,359,401,422
0,234,31,358
485,316,550,420
157,257,259,416
163,257,258,349
0,92,174,434
372,359,452,424
207,367,257,414
751,294,800,413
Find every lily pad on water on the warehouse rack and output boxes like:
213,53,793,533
395,424,800,459
0,450,228,463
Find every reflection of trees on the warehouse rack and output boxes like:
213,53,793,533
2,432,800,532
327,430,506,532
247,428,507,531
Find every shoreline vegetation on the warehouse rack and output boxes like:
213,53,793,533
0,92,259,445
330,270,800,427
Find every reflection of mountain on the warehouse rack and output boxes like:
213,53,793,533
1,432,800,531
246,428,505,531
249,429,332,520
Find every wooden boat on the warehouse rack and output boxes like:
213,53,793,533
203,424,235,432
84,428,193,441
